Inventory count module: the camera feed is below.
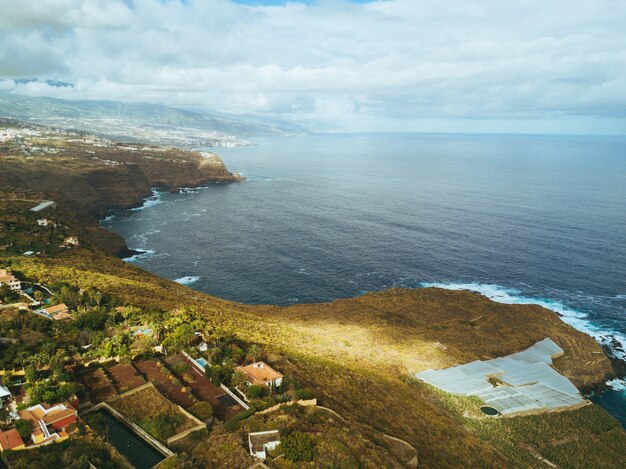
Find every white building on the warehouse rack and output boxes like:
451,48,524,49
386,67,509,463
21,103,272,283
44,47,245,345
0,269,21,291
30,201,56,213
63,237,80,246
0,385,11,403
248,430,280,459
37,218,55,227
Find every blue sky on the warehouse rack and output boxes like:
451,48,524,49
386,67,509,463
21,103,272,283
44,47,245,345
1,0,625,134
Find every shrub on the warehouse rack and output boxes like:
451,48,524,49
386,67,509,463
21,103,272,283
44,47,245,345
224,418,240,432
190,402,213,420
84,413,107,434
145,413,185,441
295,388,315,400
281,431,316,462
245,385,265,399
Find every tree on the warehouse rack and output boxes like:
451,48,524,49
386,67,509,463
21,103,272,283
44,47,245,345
281,431,315,462
246,344,262,362
210,365,222,386
15,419,32,440
231,370,248,390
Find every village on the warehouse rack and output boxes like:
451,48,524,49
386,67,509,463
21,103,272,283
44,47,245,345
0,200,333,468
0,255,327,467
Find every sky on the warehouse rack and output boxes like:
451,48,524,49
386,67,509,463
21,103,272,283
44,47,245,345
1,0,625,134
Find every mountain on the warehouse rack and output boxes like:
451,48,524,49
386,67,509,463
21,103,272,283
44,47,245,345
0,91,307,147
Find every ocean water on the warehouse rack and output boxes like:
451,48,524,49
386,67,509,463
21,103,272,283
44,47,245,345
102,133,626,422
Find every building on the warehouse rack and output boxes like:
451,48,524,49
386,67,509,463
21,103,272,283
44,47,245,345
18,402,77,445
416,338,586,417
37,218,56,227
30,201,56,213
248,430,280,459
38,303,70,320
0,385,11,403
63,237,80,246
0,269,21,291
235,362,284,388
0,428,25,452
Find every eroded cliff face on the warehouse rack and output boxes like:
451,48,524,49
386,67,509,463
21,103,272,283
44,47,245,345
0,135,243,256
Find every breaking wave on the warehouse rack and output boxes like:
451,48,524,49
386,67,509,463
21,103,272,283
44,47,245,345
174,276,200,285
420,282,626,362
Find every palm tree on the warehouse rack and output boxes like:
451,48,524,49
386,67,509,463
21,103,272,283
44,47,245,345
247,344,262,363
231,370,248,390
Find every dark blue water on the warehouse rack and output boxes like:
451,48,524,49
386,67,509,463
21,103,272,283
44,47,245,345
103,133,626,421
96,410,165,468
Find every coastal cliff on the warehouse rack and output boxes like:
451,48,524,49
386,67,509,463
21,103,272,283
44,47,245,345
0,121,242,256
2,119,626,467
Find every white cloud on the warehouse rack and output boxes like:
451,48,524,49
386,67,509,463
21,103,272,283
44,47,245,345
0,0,625,132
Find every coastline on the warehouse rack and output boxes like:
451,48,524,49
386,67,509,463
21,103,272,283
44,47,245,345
103,185,625,400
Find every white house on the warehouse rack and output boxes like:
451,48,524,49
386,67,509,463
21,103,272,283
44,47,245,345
37,218,56,227
0,385,11,403
0,269,21,291
63,237,80,246
248,430,280,459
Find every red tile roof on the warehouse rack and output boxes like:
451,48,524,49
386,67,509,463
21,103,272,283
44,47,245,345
0,428,24,451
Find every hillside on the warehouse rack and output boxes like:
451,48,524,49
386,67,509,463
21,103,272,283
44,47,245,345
0,91,306,147
0,119,242,256
1,122,625,468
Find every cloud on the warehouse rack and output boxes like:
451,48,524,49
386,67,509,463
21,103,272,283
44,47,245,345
0,0,625,132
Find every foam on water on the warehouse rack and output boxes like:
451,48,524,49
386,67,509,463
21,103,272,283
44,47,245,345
420,282,626,361
123,249,156,262
130,189,163,211
174,276,200,285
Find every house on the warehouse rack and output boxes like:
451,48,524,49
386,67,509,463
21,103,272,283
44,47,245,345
52,311,73,322
0,428,25,452
248,430,280,459
38,303,70,320
63,237,80,246
30,201,56,213
18,402,77,445
0,269,21,291
235,362,283,388
0,385,12,403
37,218,56,227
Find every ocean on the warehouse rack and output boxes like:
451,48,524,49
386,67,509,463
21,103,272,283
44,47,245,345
102,133,626,423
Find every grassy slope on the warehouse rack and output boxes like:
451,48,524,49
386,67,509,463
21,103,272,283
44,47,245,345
10,250,626,468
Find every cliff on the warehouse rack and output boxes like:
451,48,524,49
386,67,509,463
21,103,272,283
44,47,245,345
0,123,242,256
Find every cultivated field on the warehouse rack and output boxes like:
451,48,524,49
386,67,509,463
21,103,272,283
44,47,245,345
165,353,244,420
134,359,195,408
80,367,117,403
107,363,145,393
111,385,197,442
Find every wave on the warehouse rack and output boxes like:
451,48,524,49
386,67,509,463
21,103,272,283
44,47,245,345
130,189,163,211
420,282,626,361
123,249,156,262
174,276,200,285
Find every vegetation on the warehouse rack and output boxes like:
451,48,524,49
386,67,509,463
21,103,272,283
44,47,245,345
189,401,213,420
14,419,31,440
1,128,624,467
280,431,316,462
4,436,127,469
110,386,196,442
